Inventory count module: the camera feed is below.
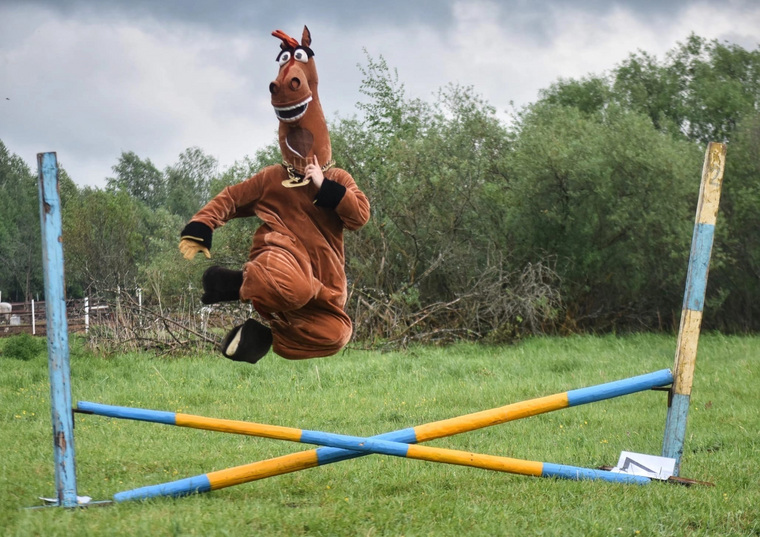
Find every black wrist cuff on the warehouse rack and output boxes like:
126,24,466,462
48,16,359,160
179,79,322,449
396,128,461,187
180,221,213,250
313,179,346,209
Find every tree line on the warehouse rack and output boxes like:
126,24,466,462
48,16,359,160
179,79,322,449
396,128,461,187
1,34,758,342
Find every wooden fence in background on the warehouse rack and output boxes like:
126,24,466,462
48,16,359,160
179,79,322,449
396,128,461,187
0,299,111,337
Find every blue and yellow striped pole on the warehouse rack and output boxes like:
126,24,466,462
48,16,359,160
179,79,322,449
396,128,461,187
77,369,672,500
78,401,650,487
663,142,726,475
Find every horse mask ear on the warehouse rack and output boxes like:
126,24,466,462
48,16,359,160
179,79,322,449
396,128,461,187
301,26,311,48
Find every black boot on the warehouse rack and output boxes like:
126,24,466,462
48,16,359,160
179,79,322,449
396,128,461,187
219,319,273,364
201,266,243,304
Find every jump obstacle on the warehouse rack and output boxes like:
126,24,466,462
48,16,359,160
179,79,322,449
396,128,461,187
75,369,670,501
34,144,726,507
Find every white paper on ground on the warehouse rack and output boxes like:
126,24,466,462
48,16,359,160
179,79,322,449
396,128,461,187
610,451,676,480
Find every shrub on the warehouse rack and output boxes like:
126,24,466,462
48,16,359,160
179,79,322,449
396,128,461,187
1,333,46,361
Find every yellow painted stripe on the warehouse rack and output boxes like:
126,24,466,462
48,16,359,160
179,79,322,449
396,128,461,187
208,450,320,490
176,414,303,442
406,444,543,477
672,308,704,396
414,393,569,443
695,142,726,225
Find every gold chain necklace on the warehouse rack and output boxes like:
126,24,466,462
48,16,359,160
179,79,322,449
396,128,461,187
281,160,335,188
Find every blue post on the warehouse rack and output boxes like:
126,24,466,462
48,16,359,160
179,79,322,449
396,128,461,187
662,142,726,475
38,152,78,507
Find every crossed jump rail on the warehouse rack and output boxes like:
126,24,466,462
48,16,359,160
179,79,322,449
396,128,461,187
75,368,673,501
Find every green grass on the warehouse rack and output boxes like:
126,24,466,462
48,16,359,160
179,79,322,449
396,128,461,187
1,333,758,536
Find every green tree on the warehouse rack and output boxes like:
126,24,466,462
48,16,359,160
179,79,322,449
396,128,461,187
0,142,78,302
542,34,760,144
355,52,428,141
135,205,200,303
611,50,686,136
107,151,166,209
665,34,760,143
62,188,143,294
0,141,42,302
541,75,612,116
504,103,701,329
165,147,217,220
536,36,760,331
709,112,760,330
332,59,558,342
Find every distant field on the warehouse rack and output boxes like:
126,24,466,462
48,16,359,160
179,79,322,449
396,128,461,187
1,333,758,536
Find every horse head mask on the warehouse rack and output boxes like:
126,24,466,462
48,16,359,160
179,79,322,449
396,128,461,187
270,26,332,182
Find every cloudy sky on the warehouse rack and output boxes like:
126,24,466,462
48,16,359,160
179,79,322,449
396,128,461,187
1,0,759,188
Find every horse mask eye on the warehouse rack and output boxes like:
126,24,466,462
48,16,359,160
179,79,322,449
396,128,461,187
277,51,291,66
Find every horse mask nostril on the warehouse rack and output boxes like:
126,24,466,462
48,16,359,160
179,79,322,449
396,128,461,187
269,82,278,95
289,77,301,91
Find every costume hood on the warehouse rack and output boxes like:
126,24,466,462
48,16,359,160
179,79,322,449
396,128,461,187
270,26,332,178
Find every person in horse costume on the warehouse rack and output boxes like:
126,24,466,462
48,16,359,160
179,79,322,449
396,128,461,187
179,26,370,364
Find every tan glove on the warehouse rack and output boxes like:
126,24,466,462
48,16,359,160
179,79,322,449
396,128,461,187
179,239,211,260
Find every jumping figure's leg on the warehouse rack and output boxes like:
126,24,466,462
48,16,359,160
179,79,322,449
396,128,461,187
200,266,243,304
219,319,273,364
269,305,352,360
214,236,318,364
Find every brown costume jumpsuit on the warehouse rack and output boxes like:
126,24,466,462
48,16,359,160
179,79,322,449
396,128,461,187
187,164,370,359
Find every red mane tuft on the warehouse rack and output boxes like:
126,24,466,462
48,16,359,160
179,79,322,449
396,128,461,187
272,30,299,49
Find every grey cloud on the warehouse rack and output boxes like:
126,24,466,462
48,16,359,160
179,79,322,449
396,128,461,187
3,0,713,39
8,0,455,35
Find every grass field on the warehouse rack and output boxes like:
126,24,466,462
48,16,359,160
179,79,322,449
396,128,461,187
1,333,758,536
